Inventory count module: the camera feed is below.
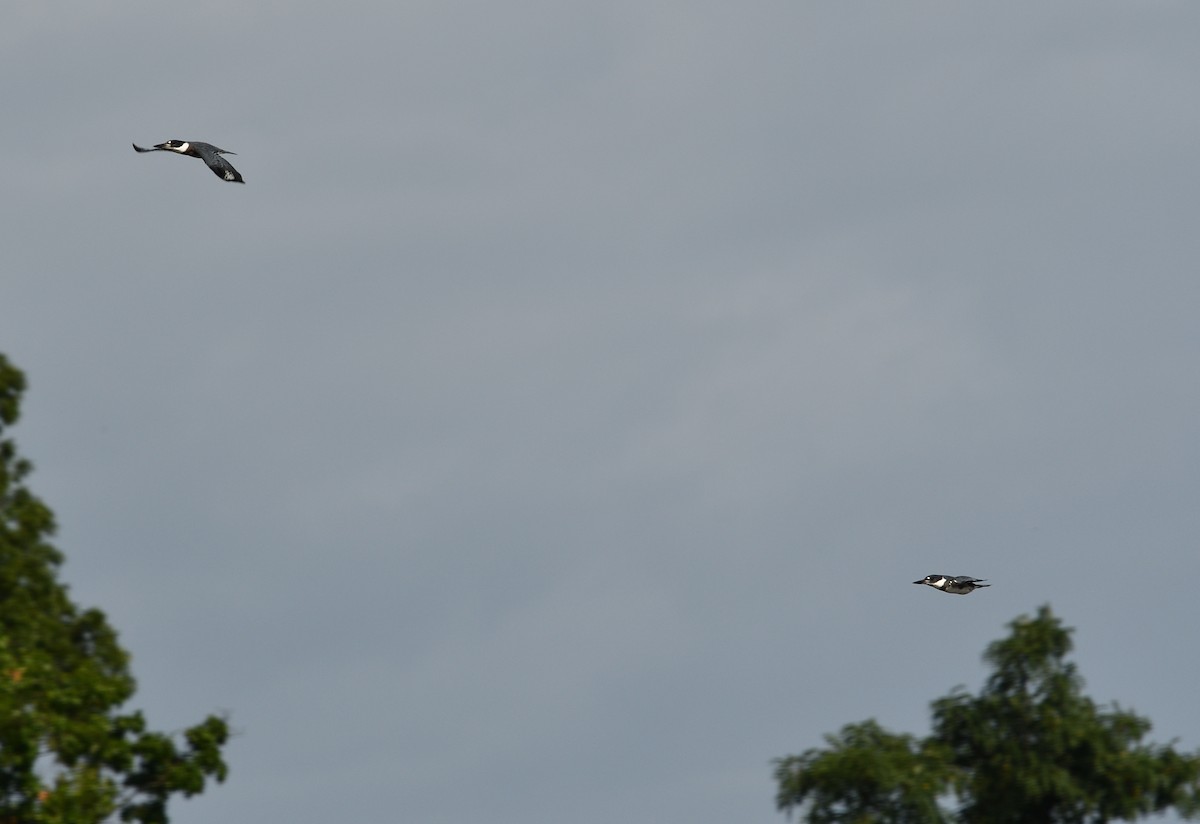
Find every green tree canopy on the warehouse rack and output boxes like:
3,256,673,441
774,605,1200,824
0,353,229,824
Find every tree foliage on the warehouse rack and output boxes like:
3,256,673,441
0,353,229,824
775,606,1200,823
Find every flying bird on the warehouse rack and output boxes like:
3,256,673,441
133,140,244,183
913,574,991,595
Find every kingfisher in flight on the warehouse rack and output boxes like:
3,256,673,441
133,140,244,183
913,574,990,595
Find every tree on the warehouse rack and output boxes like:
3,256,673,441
0,353,229,824
774,606,1200,823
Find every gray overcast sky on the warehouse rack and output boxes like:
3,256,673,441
4,2,1200,822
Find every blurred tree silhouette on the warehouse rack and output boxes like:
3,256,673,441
0,353,228,824
775,605,1200,823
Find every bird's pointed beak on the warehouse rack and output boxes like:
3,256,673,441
913,580,926,585
153,142,171,150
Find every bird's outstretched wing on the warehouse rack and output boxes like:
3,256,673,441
132,143,160,153
202,152,244,183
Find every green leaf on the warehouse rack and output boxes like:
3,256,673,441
0,353,231,824
775,605,1200,823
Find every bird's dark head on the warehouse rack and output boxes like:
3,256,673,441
914,574,945,586
155,140,190,153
